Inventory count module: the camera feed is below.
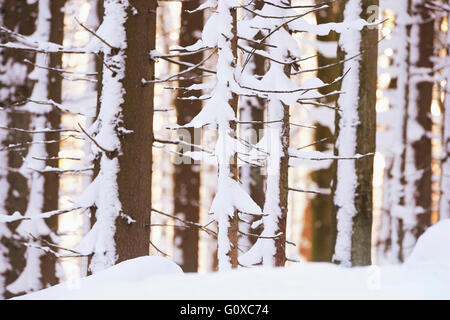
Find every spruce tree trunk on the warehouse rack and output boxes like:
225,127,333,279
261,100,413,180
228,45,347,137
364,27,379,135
39,0,65,289
441,8,450,221
228,6,239,269
83,0,102,277
87,0,104,276
173,0,203,272
408,0,433,241
238,0,266,251
114,0,156,262
333,0,378,267
378,0,434,263
88,0,156,273
0,0,36,298
310,1,341,262
376,0,411,264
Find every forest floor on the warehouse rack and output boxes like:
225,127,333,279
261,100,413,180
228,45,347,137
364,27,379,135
15,220,450,300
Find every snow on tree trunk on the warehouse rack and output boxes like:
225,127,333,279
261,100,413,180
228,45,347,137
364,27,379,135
7,0,61,295
182,0,264,271
402,0,433,255
377,0,433,264
258,2,291,268
79,0,155,273
215,1,240,270
238,0,266,253
332,0,378,267
173,0,203,272
0,0,36,298
41,0,65,289
441,11,450,221
310,1,340,262
376,0,411,264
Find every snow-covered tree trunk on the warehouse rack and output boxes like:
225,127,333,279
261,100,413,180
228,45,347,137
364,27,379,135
441,8,450,221
41,0,65,288
377,0,433,263
184,0,264,271
310,1,341,262
260,7,291,266
81,0,102,278
402,0,433,248
377,0,411,264
6,0,64,295
173,0,203,273
220,1,239,270
332,0,378,267
81,0,156,273
238,0,266,252
0,0,36,299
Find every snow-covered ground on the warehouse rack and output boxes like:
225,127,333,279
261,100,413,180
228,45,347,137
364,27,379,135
15,220,450,300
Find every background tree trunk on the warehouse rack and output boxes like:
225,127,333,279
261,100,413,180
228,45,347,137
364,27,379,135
408,0,433,244
310,1,341,262
238,0,266,252
173,0,203,273
0,0,37,298
39,0,66,290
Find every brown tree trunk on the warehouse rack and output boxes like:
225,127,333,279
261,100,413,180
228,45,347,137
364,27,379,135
228,7,239,269
39,0,65,290
310,1,341,262
274,87,290,267
238,0,266,250
0,0,37,298
114,0,156,262
333,0,378,267
352,1,378,265
87,0,104,275
409,0,433,242
173,0,203,273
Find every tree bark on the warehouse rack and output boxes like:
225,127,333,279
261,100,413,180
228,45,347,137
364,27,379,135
114,0,156,262
173,0,203,273
0,0,37,298
88,0,156,273
238,0,266,251
228,6,239,269
310,1,341,262
408,0,433,242
39,0,65,290
378,0,434,263
441,7,450,221
333,0,378,267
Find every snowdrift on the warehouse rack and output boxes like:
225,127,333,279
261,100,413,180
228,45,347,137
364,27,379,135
15,220,450,300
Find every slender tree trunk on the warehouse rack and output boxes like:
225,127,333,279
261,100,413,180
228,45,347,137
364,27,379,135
253,0,291,267
377,0,411,264
228,6,239,269
0,0,36,298
441,7,450,221
310,1,341,262
332,0,378,267
407,0,433,242
40,0,65,289
238,0,266,251
83,0,102,278
173,0,203,272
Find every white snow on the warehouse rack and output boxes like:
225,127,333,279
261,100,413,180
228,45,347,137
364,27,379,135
13,220,450,300
332,0,362,267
